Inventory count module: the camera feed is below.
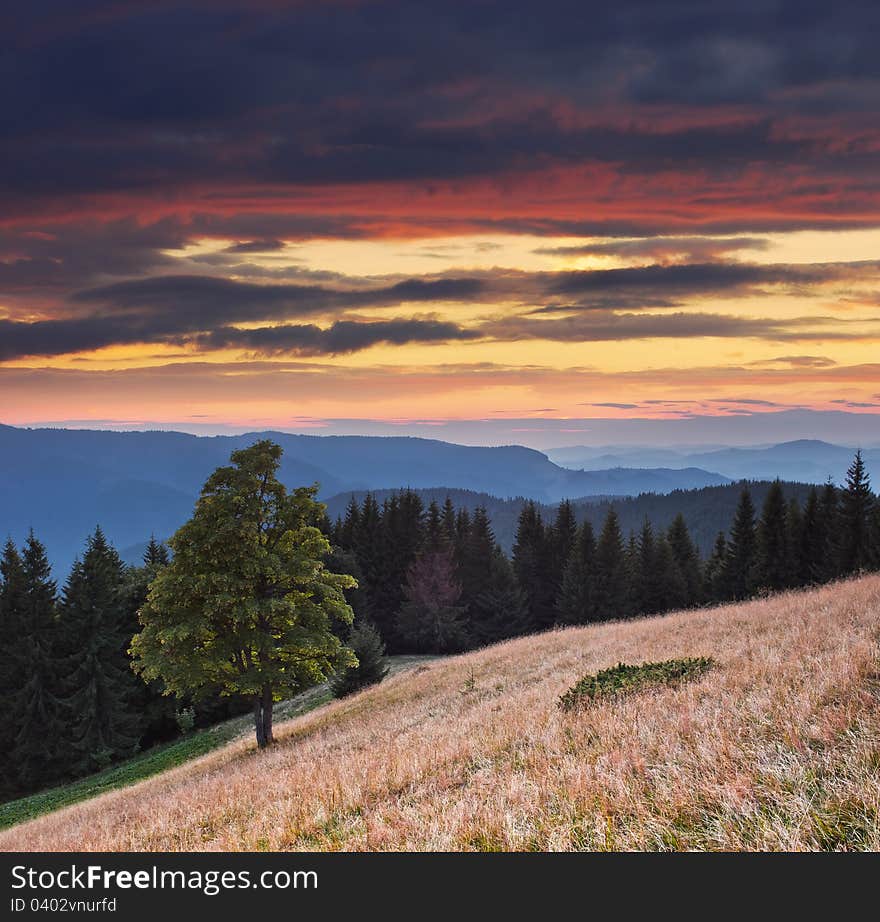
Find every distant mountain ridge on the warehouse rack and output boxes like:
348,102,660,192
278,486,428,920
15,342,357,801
0,424,727,577
548,439,880,484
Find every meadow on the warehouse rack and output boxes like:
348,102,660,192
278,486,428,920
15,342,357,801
2,576,879,851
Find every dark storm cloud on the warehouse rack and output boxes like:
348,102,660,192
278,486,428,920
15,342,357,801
198,318,480,356
0,273,486,359
71,274,485,321
223,239,287,254
547,262,831,298
3,1,880,211
4,254,878,360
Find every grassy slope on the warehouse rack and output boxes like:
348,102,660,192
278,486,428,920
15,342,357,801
3,577,880,852
0,655,432,833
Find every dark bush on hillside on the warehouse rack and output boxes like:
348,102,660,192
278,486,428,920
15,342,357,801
331,621,390,698
558,657,716,711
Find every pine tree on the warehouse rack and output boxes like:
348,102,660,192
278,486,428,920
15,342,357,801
338,496,361,549
61,528,142,774
838,450,876,574
593,509,629,619
816,480,840,581
0,539,27,796
785,497,804,587
330,619,389,698
469,552,531,644
667,514,703,606
704,531,728,602
556,521,597,625
396,548,468,653
512,501,553,630
798,487,824,585
441,497,457,545
353,493,390,642
377,491,424,646
143,535,169,568
653,535,687,613
12,532,67,792
755,481,789,591
548,500,578,607
458,507,497,623
424,500,444,551
724,488,757,600
634,518,658,615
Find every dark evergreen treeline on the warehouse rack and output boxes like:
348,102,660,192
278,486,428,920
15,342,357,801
324,479,819,557
2,451,877,800
0,532,246,802
330,451,879,651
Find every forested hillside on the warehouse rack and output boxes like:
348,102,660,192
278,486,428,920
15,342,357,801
2,445,876,808
325,480,817,555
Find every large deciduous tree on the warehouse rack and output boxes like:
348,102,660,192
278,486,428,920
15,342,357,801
131,440,356,749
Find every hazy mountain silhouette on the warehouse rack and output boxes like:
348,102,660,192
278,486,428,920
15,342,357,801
548,439,880,484
0,424,728,576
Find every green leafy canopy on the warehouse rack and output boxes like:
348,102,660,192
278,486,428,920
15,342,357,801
131,440,357,703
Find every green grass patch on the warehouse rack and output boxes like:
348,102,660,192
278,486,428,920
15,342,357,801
558,657,716,712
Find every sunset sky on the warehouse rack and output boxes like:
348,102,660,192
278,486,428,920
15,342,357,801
3,1,880,445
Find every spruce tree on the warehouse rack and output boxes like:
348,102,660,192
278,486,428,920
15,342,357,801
816,480,840,581
353,493,389,641
338,496,361,549
704,531,728,602
469,552,531,644
724,488,758,600
755,480,790,591
512,501,552,630
798,487,823,585
548,500,578,605
396,548,467,653
838,450,876,574
593,508,629,619
330,619,389,698
378,491,424,644
441,497,457,545
667,514,702,606
424,500,444,551
61,528,142,773
556,521,597,625
653,535,687,613
12,533,66,792
0,539,27,797
458,507,497,620
785,497,804,587
143,535,170,568
634,518,658,615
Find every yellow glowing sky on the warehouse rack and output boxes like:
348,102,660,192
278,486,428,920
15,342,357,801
4,227,880,431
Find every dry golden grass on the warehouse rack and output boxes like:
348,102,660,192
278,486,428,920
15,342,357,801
4,576,880,852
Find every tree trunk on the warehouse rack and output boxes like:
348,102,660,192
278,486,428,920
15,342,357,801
261,685,274,745
253,695,267,749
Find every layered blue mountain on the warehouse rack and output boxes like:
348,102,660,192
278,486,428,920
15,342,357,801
547,439,880,484
0,424,728,576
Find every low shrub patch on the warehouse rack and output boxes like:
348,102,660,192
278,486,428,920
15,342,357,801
559,657,716,711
